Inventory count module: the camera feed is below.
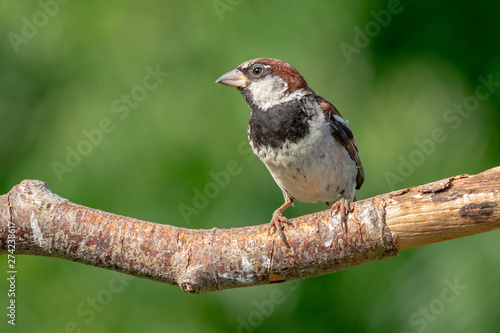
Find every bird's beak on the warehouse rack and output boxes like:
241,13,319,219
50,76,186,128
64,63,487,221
215,69,248,88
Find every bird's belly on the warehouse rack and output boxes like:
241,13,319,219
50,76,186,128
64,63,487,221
255,134,358,204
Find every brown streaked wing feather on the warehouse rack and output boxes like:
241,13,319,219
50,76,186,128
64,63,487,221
319,97,365,189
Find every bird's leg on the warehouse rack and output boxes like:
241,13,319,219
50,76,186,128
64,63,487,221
330,193,350,233
269,196,294,248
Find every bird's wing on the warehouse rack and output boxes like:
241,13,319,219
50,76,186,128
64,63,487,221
314,95,365,190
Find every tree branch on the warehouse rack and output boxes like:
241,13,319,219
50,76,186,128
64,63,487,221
1,167,499,293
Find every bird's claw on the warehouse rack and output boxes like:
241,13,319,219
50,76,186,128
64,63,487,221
269,212,293,248
330,195,350,233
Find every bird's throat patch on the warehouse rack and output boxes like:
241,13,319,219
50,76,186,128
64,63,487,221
248,99,311,149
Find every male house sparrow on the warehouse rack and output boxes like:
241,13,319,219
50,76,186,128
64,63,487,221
216,58,364,247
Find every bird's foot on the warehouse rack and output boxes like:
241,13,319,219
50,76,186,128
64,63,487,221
269,210,293,248
330,195,350,233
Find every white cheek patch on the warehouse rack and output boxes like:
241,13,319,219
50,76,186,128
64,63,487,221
246,76,307,111
247,76,286,109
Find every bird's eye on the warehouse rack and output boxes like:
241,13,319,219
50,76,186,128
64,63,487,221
252,67,263,76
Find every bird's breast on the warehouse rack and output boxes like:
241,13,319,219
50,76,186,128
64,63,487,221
248,99,312,151
248,104,358,204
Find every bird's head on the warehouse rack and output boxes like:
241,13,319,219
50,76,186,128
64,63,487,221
216,58,309,110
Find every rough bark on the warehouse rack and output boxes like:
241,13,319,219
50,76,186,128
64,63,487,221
1,167,499,294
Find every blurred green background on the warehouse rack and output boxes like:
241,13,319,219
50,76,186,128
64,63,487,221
1,0,499,332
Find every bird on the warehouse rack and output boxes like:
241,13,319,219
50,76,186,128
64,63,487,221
216,58,364,247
